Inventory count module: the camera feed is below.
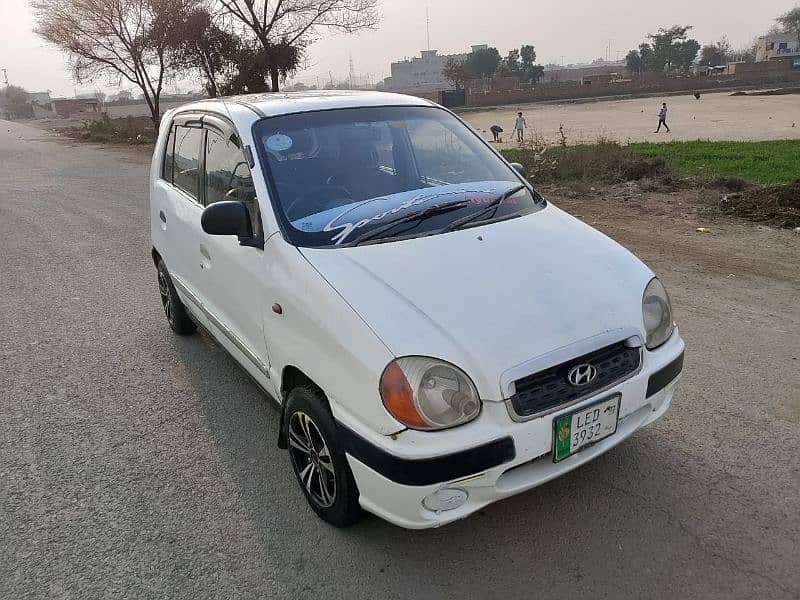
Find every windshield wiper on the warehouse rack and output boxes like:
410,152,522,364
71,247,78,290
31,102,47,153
441,185,527,233
351,200,470,246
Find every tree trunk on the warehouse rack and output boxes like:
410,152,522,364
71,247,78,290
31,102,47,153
149,104,160,133
270,68,280,92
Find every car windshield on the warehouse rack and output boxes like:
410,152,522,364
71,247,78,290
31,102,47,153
253,105,544,248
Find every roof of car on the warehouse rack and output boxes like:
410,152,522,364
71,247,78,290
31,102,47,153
178,90,435,120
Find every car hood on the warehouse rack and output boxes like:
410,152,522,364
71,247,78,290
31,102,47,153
300,204,653,401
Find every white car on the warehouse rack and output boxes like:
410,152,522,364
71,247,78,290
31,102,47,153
149,91,685,529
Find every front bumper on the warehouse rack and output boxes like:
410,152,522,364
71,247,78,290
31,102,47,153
343,334,685,529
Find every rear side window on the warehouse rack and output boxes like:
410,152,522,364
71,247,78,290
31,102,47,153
173,126,203,199
205,130,260,236
162,125,176,182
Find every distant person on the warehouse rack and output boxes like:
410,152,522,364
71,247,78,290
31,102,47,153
655,103,670,133
513,111,527,142
490,124,503,142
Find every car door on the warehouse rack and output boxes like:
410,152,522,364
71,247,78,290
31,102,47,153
156,118,206,314
193,118,271,383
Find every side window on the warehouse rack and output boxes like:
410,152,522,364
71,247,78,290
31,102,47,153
162,125,176,182
173,126,203,199
205,129,261,236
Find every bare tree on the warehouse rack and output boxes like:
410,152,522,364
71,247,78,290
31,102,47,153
31,0,193,128
216,0,380,92
443,58,468,90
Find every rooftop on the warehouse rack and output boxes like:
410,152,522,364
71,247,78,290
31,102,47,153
180,90,433,119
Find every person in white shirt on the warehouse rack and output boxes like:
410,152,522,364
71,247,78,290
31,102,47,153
513,111,527,142
655,103,670,133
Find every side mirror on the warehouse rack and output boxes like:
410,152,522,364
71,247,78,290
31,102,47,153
201,200,253,239
510,162,526,176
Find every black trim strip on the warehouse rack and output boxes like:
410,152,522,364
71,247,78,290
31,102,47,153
646,351,685,397
337,424,516,487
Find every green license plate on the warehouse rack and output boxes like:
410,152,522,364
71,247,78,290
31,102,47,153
553,395,621,462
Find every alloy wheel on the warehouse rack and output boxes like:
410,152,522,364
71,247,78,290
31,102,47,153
158,269,174,325
288,411,337,508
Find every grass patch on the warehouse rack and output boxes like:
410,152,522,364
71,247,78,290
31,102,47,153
61,115,155,145
501,141,668,185
628,140,800,185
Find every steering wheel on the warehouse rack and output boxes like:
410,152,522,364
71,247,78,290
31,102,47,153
285,184,353,221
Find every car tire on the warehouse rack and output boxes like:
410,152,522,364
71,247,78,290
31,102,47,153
284,386,363,528
157,260,196,335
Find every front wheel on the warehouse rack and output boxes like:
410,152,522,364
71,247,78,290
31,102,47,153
284,386,363,527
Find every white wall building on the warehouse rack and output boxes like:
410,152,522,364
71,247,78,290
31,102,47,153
756,33,800,62
383,46,487,91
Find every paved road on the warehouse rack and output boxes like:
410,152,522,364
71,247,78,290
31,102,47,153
1,120,798,600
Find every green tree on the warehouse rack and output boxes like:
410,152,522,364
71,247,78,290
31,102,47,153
0,85,33,119
219,42,270,95
162,7,241,97
626,49,643,75
496,49,520,76
700,44,726,66
464,47,501,78
519,44,544,82
777,6,800,50
639,43,656,71
520,45,536,67
647,25,700,73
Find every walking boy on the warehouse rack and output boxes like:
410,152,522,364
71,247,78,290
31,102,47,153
655,103,670,133
513,111,527,142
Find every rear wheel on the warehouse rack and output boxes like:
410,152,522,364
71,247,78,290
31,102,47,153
284,386,362,527
157,261,196,335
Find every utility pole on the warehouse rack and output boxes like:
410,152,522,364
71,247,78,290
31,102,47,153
1,69,8,86
426,7,431,51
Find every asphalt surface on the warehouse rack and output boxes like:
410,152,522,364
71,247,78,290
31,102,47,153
1,120,798,600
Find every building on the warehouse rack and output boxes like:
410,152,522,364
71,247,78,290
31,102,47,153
542,60,628,83
27,91,52,105
756,33,800,62
383,45,487,92
46,97,103,118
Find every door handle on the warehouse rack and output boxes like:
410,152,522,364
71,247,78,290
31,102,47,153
159,210,167,223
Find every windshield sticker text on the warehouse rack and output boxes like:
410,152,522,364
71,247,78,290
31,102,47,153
323,188,496,245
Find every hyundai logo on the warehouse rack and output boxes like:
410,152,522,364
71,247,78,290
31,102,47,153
567,364,598,387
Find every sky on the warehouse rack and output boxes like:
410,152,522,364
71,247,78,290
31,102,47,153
0,0,795,96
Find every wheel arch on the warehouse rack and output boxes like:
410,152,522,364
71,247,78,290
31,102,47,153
277,365,330,449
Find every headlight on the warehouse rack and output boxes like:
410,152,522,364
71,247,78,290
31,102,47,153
380,357,481,431
642,277,674,350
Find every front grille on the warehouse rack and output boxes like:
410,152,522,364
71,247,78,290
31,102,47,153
509,342,641,418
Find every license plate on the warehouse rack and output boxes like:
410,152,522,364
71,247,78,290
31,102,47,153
553,395,620,462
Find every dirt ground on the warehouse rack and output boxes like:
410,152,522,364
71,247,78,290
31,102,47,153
546,182,800,286
461,90,800,146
